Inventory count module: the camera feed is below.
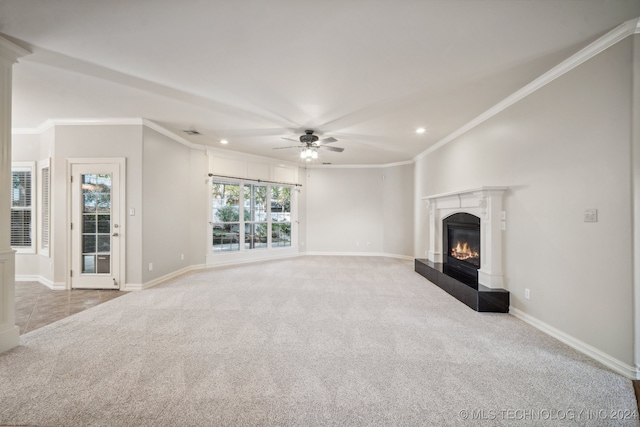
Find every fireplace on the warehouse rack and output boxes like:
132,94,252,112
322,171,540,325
443,213,481,283
416,187,509,312
422,187,507,289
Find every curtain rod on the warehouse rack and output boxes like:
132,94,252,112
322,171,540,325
207,173,302,187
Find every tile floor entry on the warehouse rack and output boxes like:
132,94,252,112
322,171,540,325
15,281,126,335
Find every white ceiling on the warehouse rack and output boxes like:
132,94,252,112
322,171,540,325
2,0,639,165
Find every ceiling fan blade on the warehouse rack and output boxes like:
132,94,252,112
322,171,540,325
281,137,299,143
320,145,344,152
273,146,300,150
319,137,337,144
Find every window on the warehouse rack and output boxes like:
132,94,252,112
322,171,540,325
270,186,291,247
11,163,35,253
244,184,267,250
38,160,51,256
211,179,294,253
211,182,241,252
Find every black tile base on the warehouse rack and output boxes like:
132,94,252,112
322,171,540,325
415,259,509,313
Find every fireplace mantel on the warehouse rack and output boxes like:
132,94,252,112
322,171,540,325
422,187,507,289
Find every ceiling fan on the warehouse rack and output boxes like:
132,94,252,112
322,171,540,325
273,129,344,160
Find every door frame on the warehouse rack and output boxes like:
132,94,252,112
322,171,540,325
67,158,126,290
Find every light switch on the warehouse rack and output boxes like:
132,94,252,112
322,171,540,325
129,208,135,216
584,208,598,223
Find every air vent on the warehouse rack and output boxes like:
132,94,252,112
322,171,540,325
182,130,200,136
322,162,332,165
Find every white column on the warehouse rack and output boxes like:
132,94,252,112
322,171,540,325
476,189,505,289
0,37,29,353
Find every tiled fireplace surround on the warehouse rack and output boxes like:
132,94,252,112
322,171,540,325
415,187,510,312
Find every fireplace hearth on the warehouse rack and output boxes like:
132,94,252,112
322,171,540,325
416,187,510,312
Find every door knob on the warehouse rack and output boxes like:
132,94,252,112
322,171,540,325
112,233,119,237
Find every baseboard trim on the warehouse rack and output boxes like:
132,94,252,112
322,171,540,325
123,265,208,291
303,252,414,261
510,307,640,380
15,275,64,290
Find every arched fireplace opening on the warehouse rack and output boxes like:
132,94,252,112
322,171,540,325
443,212,481,283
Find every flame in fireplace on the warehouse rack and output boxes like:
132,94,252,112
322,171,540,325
451,241,479,261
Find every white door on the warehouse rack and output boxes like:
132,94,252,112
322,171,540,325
70,163,122,289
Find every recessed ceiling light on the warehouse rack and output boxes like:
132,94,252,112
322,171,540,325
220,139,228,144
416,127,426,134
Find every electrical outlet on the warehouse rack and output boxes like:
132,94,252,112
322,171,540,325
524,288,530,300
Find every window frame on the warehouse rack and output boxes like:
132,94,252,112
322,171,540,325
210,178,294,254
11,161,36,254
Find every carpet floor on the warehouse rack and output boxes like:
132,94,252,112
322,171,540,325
0,256,638,426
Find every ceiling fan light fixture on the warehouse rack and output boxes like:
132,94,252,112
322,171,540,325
300,147,318,161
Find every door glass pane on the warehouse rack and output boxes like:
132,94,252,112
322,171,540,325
81,174,111,274
83,235,96,253
97,215,110,233
83,255,96,274
97,235,110,253
83,214,96,233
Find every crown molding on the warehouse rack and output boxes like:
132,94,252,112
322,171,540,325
306,159,414,169
414,16,640,162
0,36,30,65
12,118,145,135
10,117,207,149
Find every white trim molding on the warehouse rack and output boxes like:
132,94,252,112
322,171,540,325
0,37,30,66
122,265,204,291
415,16,640,161
511,307,640,380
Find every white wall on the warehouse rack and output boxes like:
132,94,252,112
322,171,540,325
305,164,413,257
141,127,198,283
415,37,636,367
382,164,414,256
189,149,209,268
13,124,211,289
54,125,144,287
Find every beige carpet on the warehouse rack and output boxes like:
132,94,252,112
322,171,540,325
0,256,638,426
